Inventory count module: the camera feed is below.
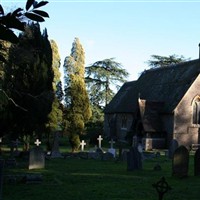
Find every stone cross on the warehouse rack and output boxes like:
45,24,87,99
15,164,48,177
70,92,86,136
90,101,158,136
97,135,103,148
109,139,115,149
80,140,86,151
34,139,41,146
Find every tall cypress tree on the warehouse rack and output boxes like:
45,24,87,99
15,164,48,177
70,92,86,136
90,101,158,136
63,37,91,151
4,23,54,146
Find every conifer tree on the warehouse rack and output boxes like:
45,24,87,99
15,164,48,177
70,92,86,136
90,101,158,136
3,23,54,146
63,37,91,151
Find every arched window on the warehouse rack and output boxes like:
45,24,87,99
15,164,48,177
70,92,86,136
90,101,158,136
193,98,200,124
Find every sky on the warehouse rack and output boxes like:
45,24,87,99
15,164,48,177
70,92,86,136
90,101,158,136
2,0,200,81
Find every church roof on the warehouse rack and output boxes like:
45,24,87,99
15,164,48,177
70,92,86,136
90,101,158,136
105,59,200,114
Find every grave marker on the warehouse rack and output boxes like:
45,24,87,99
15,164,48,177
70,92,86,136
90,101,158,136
127,147,142,171
172,145,189,178
80,140,86,151
108,139,116,157
29,139,45,170
97,135,103,148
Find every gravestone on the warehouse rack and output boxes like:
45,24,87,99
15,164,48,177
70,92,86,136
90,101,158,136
168,139,178,159
97,135,103,148
152,177,171,200
127,147,142,171
194,148,200,176
51,132,63,158
80,140,86,152
108,139,116,157
29,139,45,170
172,145,189,178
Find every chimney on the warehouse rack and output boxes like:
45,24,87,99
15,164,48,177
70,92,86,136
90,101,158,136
199,43,200,59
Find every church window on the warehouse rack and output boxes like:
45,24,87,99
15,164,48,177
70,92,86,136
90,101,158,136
193,98,200,124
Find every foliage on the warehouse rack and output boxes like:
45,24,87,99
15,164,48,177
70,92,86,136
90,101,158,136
0,0,49,62
2,23,54,140
147,54,190,68
46,40,63,134
63,38,92,150
85,58,129,107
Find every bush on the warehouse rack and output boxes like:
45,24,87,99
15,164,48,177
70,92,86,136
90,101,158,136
69,134,80,152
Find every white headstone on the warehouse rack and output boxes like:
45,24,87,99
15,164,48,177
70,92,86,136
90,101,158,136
34,139,41,146
97,135,103,148
80,140,86,151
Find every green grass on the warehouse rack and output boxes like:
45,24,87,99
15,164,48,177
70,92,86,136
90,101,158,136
2,153,200,200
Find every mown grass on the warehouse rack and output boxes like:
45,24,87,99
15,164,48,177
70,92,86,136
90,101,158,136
2,152,200,200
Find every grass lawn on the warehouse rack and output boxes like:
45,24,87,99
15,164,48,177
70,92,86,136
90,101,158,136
2,151,200,200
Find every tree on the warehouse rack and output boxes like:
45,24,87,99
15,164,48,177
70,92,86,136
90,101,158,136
2,23,54,148
85,58,129,107
147,54,190,68
63,37,92,151
0,0,49,139
45,40,63,149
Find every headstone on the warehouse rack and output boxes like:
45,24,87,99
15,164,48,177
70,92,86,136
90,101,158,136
152,177,171,200
6,141,17,168
29,139,45,170
80,140,86,152
172,145,189,178
108,139,116,157
194,148,200,176
168,139,178,159
51,132,63,158
127,147,142,171
97,135,103,148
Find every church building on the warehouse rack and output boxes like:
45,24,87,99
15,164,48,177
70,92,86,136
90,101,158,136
104,59,200,149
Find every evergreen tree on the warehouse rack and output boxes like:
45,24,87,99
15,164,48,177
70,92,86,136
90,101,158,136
45,40,63,149
85,58,129,107
147,54,190,68
85,58,129,138
63,37,91,151
3,23,54,146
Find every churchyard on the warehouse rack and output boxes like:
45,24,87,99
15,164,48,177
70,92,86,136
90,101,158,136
0,136,200,200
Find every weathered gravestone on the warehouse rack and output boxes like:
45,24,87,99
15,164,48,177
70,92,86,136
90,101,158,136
97,135,103,149
127,146,142,171
108,139,116,158
194,148,200,176
172,145,189,178
168,139,179,159
51,132,63,158
29,139,45,170
152,177,171,200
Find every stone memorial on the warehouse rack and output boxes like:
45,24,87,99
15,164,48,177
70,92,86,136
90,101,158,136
80,140,86,152
168,139,178,159
194,148,200,176
29,139,45,170
127,146,142,171
172,145,189,178
51,132,63,158
97,135,103,149
108,139,116,158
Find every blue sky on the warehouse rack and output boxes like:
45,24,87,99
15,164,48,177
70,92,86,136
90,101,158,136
2,0,200,80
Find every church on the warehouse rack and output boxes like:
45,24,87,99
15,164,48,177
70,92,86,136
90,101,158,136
104,59,200,149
